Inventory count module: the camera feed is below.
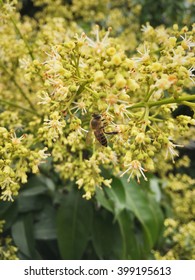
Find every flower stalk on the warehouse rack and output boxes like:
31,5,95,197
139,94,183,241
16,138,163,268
129,95,195,110
0,62,37,113
10,18,35,60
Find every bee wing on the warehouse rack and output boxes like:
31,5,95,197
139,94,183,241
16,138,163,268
86,130,103,148
86,130,93,146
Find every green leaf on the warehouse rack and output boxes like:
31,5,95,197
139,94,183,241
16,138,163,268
149,178,162,202
117,210,141,259
95,187,113,212
20,175,48,197
0,201,18,230
56,189,93,259
11,213,39,259
92,210,122,259
17,195,43,212
104,177,126,218
121,177,164,250
34,204,57,240
97,176,164,258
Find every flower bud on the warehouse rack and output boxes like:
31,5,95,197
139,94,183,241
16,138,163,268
135,132,145,143
151,62,162,72
115,74,126,89
137,153,144,160
106,47,116,56
69,85,77,92
127,78,139,91
111,54,122,65
94,71,104,83
4,166,12,174
148,150,154,157
64,41,75,49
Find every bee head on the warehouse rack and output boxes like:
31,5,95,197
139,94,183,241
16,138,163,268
92,113,101,119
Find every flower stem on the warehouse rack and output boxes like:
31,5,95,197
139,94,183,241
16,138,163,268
129,95,195,109
64,81,90,112
11,18,34,60
0,62,37,112
181,101,195,108
0,99,38,115
149,95,195,107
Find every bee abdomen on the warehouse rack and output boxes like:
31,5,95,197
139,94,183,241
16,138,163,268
94,131,107,147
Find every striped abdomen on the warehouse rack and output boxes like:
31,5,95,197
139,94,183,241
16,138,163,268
94,130,107,147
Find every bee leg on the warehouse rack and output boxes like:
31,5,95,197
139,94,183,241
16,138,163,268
103,130,118,135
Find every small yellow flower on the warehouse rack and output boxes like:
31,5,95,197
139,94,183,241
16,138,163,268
180,34,195,50
11,132,26,145
94,70,105,83
120,160,148,183
44,112,65,138
106,47,116,56
38,91,51,105
127,78,139,91
141,22,154,37
71,100,87,115
0,188,14,202
165,140,183,163
76,178,84,189
133,44,150,63
38,147,51,160
111,54,122,65
84,25,112,53
115,74,126,89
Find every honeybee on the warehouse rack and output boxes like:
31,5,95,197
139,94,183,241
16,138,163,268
89,113,118,147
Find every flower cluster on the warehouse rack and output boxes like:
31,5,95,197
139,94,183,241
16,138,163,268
154,174,195,260
0,220,18,260
35,23,195,197
0,127,49,201
33,0,140,51
154,219,195,260
0,0,195,200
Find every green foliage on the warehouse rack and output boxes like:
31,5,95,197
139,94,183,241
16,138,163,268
57,189,93,259
0,174,164,259
139,0,194,26
96,176,164,259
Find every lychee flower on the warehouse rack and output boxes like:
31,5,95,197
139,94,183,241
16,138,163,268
38,147,51,160
1,188,14,202
114,104,132,121
83,25,112,53
132,44,150,63
1,177,17,190
19,57,31,70
3,1,16,13
171,49,188,65
120,160,148,183
0,178,18,202
38,91,51,105
180,34,195,50
105,91,130,116
141,22,154,36
71,100,87,115
45,46,60,62
165,140,183,163
44,113,65,138
44,118,64,131
11,132,25,145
